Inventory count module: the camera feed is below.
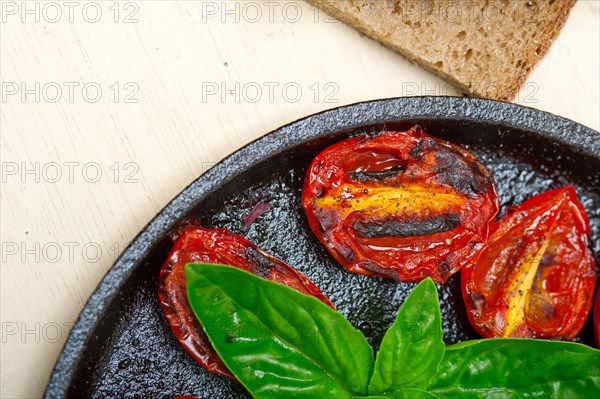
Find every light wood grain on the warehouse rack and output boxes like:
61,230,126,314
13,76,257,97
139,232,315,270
1,1,598,397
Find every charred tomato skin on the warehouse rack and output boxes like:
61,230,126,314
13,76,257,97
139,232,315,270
462,186,597,340
302,126,499,283
158,226,333,381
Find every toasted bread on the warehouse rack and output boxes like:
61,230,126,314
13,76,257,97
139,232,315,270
307,0,575,100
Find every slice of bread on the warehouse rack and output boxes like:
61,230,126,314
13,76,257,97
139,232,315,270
307,0,575,101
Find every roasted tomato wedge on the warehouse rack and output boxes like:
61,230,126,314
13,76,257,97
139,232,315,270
159,226,333,380
302,126,499,283
595,288,600,347
462,186,597,339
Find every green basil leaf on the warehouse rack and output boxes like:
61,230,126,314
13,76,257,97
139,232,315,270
356,388,440,399
392,388,441,398
185,263,374,398
427,338,600,398
369,278,444,394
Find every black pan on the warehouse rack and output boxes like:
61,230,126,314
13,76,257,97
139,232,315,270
45,97,600,398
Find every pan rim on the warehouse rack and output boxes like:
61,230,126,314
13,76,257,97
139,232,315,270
44,96,600,397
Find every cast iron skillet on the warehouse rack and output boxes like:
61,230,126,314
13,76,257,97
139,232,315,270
45,97,600,398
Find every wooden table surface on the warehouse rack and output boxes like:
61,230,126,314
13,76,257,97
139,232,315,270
1,1,599,397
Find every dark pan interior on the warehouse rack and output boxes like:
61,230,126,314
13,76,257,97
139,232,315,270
45,99,600,399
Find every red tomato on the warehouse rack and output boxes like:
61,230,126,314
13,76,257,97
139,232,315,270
302,126,499,283
158,226,333,380
595,288,600,347
462,186,597,339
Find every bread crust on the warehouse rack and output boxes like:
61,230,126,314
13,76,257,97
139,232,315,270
307,0,576,101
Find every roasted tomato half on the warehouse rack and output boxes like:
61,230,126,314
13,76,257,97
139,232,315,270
595,288,600,347
462,186,597,339
302,126,499,283
159,226,333,380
